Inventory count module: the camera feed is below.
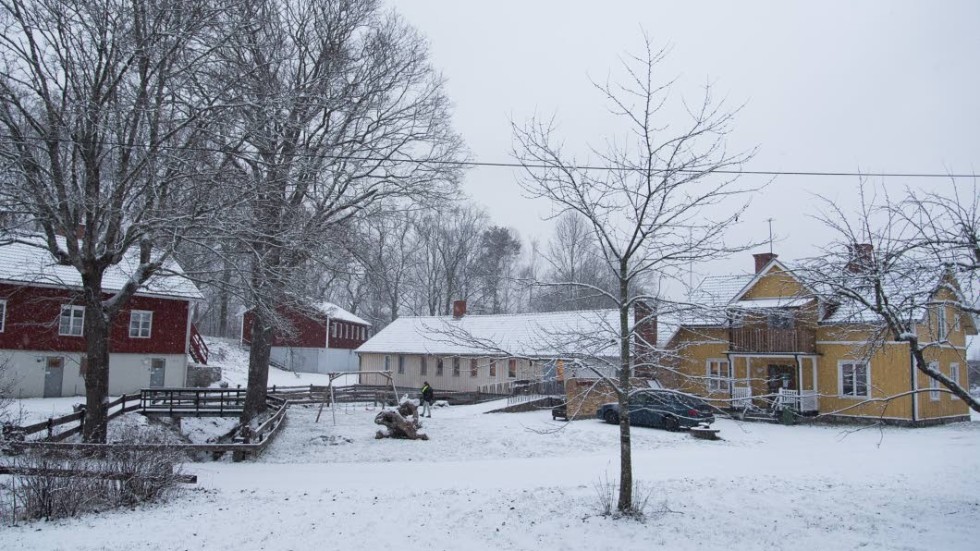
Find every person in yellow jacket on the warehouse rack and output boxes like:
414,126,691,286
420,381,434,418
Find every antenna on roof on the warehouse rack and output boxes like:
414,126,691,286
766,218,774,254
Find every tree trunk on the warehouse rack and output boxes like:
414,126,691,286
616,263,633,512
241,310,273,424
82,276,111,443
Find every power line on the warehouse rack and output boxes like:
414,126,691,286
0,132,975,179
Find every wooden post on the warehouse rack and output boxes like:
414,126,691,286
46,417,53,439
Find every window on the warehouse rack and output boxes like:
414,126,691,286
397,355,405,374
59,305,84,336
936,306,947,340
129,310,152,338
929,361,940,401
950,363,960,400
706,359,731,392
331,323,337,338
452,357,460,377
767,310,793,330
839,361,869,398
489,360,497,377
384,355,391,372
508,359,517,378
436,358,444,376
470,358,478,377
953,312,961,333
79,355,88,376
420,356,427,376
0,299,5,332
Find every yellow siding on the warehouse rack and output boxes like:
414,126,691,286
816,342,913,420
740,265,808,300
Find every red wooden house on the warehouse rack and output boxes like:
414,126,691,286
0,236,207,398
241,301,370,374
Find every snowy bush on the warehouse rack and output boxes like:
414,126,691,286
1,425,186,522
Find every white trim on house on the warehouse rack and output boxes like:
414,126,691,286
59,305,84,336
728,259,818,304
928,361,940,401
0,298,5,332
129,310,153,338
950,363,960,400
838,359,871,399
706,358,731,392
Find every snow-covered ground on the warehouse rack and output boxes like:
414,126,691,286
208,338,341,388
3,398,979,550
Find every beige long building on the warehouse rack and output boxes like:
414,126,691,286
355,302,624,394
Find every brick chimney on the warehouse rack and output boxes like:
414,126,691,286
452,300,467,319
846,243,873,273
633,301,658,372
753,252,778,274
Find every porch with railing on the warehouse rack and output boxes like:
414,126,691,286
729,328,816,354
728,385,819,414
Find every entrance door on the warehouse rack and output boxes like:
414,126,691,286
766,364,796,396
44,357,64,397
149,359,166,388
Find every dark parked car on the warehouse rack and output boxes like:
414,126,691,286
595,390,715,431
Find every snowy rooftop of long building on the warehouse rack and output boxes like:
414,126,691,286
0,234,203,300
357,309,630,358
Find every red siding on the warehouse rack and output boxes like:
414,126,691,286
0,283,188,355
241,306,368,350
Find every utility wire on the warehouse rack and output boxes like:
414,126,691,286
0,132,974,179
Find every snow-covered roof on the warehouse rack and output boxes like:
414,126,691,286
0,235,203,300
732,297,812,309
314,301,370,326
357,309,625,359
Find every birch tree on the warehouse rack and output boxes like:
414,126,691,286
513,38,753,514
0,0,228,441
213,0,462,423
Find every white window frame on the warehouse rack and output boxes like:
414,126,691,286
331,323,337,338
384,355,391,372
129,310,153,338
507,359,517,378
59,305,85,337
0,299,6,332
953,311,961,333
838,360,870,398
706,358,731,392
420,356,427,376
936,305,947,340
397,355,405,374
928,361,940,401
950,363,960,400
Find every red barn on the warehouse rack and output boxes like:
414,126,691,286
0,235,206,398
241,302,370,374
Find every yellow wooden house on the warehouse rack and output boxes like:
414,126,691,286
659,252,976,425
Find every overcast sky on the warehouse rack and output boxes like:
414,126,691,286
391,0,979,280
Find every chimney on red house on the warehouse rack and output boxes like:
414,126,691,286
846,243,874,273
452,300,467,319
753,252,778,274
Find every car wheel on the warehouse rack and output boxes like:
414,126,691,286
664,416,680,432
603,410,619,425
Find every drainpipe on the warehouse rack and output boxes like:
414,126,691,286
910,349,918,424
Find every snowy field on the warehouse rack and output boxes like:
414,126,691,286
2,397,979,551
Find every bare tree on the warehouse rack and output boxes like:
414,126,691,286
801,181,980,412
213,0,463,423
0,0,228,441
537,212,616,311
513,38,753,514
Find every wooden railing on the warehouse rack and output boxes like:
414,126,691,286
729,328,816,354
189,324,209,365
3,394,141,442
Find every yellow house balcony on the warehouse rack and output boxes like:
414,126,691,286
729,328,817,354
